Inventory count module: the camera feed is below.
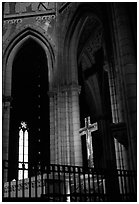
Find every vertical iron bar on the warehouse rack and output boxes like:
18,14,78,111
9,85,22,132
101,170,104,201
68,166,72,201
130,171,134,194
88,168,91,201
92,169,96,201
22,166,24,198
63,166,66,201
73,166,77,201
35,167,37,198
58,165,61,201
128,170,131,199
123,170,128,200
129,171,133,194
41,165,43,197
52,165,55,201
83,169,86,201
78,167,82,201
120,170,124,200
8,180,10,198
47,166,50,201
16,177,18,198
121,170,125,200
132,171,135,195
96,171,100,201
29,174,31,198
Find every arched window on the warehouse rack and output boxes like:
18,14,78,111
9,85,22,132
8,38,50,181
18,121,28,180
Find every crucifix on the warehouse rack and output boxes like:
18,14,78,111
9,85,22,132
79,116,98,168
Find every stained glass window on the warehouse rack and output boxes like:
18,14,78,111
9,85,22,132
18,121,28,180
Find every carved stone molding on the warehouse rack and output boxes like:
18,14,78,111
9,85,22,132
2,95,13,110
79,26,103,69
3,23,56,56
85,28,103,61
4,2,56,16
36,15,55,23
4,19,22,25
48,84,81,97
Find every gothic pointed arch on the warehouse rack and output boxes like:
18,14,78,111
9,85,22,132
63,4,105,119
3,27,54,180
3,26,55,94
3,24,56,58
63,4,117,170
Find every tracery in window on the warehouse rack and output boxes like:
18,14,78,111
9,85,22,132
18,121,28,180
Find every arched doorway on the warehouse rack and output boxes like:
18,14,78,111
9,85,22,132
8,39,50,180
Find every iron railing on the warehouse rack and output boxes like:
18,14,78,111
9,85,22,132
2,160,137,202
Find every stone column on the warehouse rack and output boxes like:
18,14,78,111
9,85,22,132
3,53,12,181
70,85,82,166
105,63,124,123
113,3,137,170
49,91,55,164
2,100,11,182
105,62,129,170
49,84,82,166
98,119,121,201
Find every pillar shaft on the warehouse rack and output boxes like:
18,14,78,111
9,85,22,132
113,3,137,170
49,85,82,166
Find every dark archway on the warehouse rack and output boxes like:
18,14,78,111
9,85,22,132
78,48,112,169
9,39,50,180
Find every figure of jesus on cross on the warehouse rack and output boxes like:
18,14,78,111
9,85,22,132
79,116,98,168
